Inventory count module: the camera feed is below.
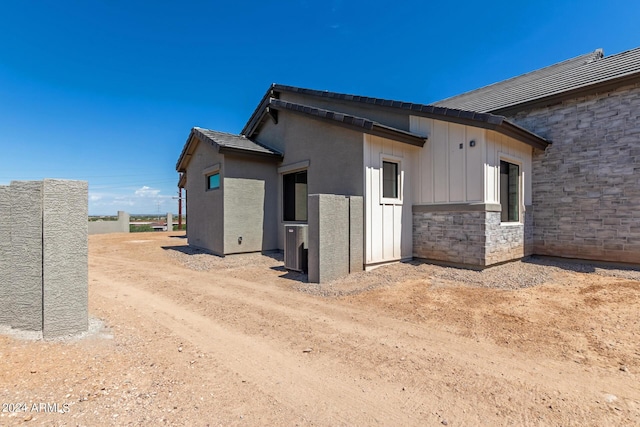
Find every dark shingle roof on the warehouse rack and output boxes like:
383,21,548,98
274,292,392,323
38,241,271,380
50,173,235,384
268,99,427,146
193,127,280,156
243,84,549,150
176,127,281,172
434,47,640,114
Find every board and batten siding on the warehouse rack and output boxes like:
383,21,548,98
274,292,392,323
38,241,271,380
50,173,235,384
409,116,484,204
409,116,532,207
363,134,417,265
484,130,533,207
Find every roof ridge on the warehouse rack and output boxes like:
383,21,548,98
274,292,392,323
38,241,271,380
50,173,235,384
434,49,603,108
193,126,243,138
272,84,428,111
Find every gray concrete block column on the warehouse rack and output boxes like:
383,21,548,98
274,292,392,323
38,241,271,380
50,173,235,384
167,212,173,231
308,194,350,283
10,181,44,331
42,179,88,338
117,211,130,233
1,179,88,338
348,196,364,273
0,186,12,326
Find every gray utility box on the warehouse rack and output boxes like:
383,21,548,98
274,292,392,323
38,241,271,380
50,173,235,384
284,224,308,273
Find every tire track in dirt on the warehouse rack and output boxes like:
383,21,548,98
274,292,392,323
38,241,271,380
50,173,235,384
93,276,422,426
89,235,640,425
92,253,639,404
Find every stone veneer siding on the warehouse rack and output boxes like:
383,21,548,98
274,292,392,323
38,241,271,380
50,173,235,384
413,206,532,267
509,82,640,264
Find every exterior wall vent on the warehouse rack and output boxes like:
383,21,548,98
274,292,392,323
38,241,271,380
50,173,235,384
284,224,308,273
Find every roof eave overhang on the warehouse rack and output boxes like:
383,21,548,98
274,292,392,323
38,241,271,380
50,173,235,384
269,102,426,147
406,111,549,150
242,84,278,137
218,145,283,160
494,121,550,150
177,173,187,189
176,131,197,173
370,124,426,147
271,85,544,148
489,72,640,116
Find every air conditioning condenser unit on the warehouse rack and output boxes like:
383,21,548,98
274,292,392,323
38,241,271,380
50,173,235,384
284,224,308,273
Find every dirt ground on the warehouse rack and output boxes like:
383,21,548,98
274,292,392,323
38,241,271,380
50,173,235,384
1,231,639,426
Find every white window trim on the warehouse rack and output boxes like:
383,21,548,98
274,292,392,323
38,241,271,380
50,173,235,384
379,154,403,205
498,153,523,224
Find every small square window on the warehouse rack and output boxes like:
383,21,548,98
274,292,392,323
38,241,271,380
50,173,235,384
207,172,220,190
382,161,399,199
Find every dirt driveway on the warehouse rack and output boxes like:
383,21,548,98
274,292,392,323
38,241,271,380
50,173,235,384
1,231,639,426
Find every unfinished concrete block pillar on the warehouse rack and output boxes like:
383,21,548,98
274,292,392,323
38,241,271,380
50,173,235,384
117,210,130,233
167,212,173,231
308,194,350,284
0,185,12,325
42,179,88,338
1,179,88,338
10,181,44,331
348,196,364,273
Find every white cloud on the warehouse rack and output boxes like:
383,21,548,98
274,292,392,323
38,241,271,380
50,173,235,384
134,186,161,197
89,185,177,215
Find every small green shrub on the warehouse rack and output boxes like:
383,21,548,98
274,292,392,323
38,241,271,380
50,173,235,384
130,224,154,233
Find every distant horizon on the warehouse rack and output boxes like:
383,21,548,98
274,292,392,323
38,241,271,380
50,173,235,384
89,213,182,217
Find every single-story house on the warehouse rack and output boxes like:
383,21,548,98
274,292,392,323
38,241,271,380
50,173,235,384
176,46,640,280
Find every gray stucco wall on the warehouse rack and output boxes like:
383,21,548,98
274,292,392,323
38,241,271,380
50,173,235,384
42,179,88,338
223,177,268,253
185,138,225,255
256,111,364,196
224,156,279,254
10,181,44,331
508,82,640,264
255,111,365,250
88,211,130,234
280,92,411,133
0,186,11,325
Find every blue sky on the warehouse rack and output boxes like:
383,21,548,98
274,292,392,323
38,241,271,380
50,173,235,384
1,1,638,215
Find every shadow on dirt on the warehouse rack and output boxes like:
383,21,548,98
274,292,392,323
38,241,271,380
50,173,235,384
161,245,220,256
523,255,640,277
270,265,308,283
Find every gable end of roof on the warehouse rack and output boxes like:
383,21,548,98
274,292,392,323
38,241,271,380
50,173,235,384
176,127,282,172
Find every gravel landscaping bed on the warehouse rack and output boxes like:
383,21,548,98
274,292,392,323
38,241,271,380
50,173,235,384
163,246,640,297
163,246,284,271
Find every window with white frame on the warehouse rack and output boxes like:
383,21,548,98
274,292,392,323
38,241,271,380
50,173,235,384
382,161,399,200
500,160,520,222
